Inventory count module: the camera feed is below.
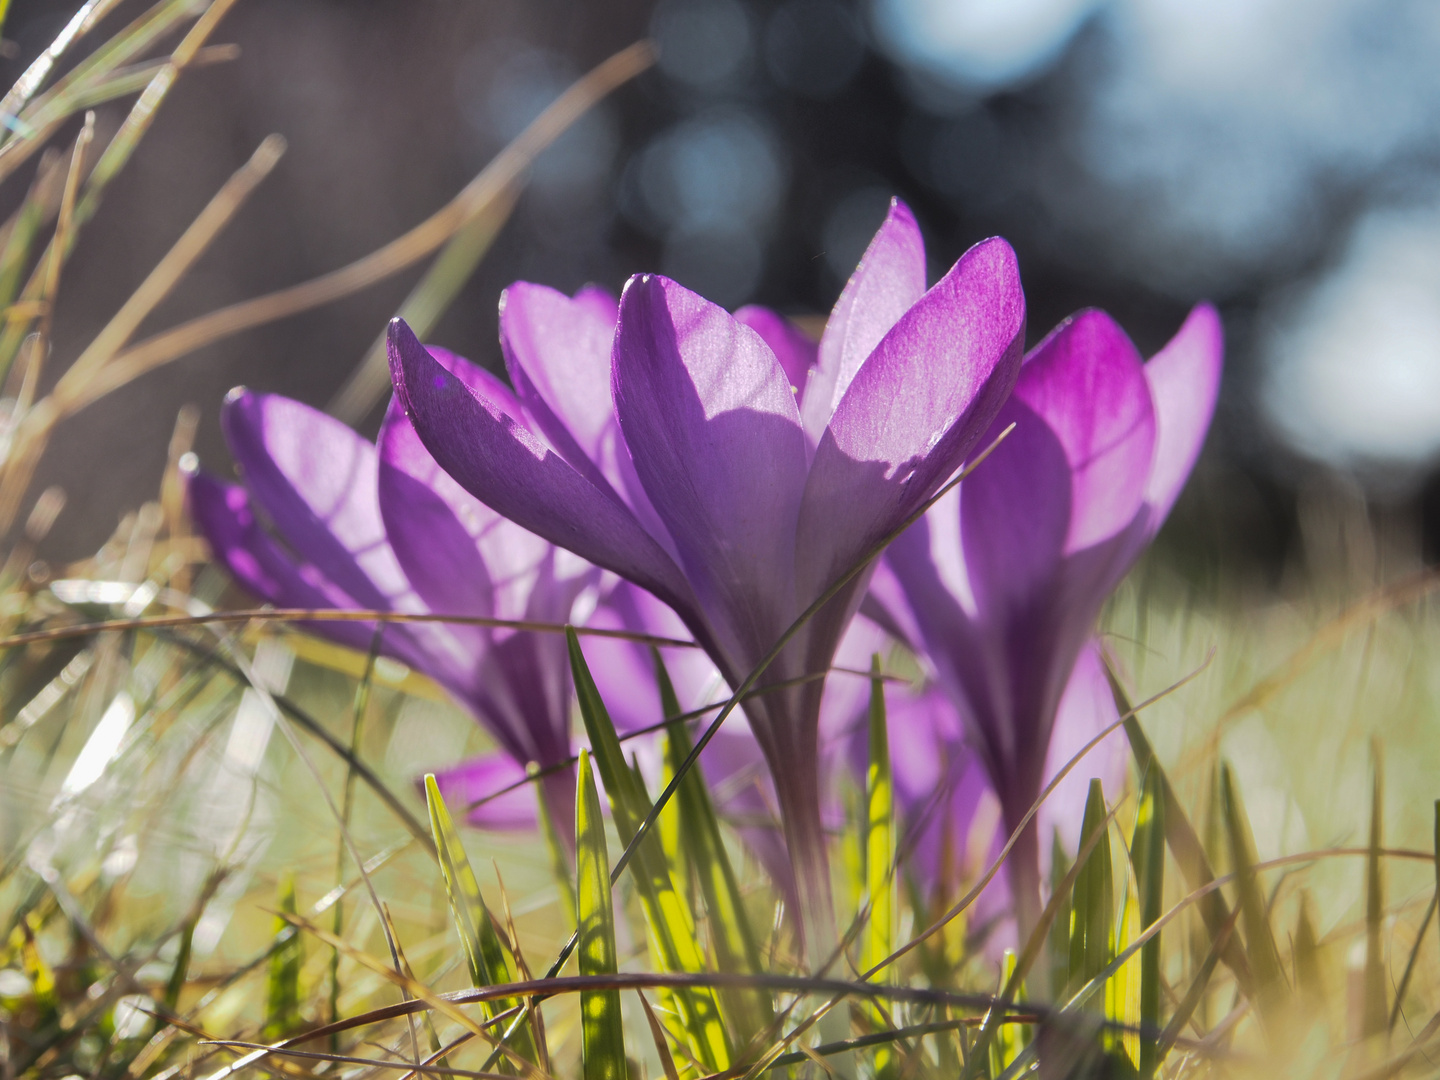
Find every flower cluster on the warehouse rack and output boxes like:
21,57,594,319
188,196,1221,953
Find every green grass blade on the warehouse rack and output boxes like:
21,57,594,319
654,649,772,1040
424,774,535,1065
864,655,897,1078
577,749,627,1080
535,765,578,922
1068,779,1114,997
1131,767,1165,1078
1106,666,1254,996
1362,747,1387,1040
1219,763,1286,1028
567,628,732,1071
1048,830,1072,1000
424,773,497,990
262,874,303,1041
863,654,894,976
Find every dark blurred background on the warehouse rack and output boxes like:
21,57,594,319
7,0,1440,584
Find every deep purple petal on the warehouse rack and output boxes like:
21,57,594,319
733,305,818,398
801,198,927,442
796,236,1025,609
387,318,698,624
612,275,809,664
1016,310,1156,553
956,400,1073,619
221,389,411,612
1143,303,1224,527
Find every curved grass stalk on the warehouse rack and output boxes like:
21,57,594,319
0,607,701,652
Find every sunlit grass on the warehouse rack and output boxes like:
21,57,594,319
3,3,1440,1078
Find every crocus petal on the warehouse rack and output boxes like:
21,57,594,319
1016,310,1156,554
185,468,387,656
582,580,726,735
429,752,541,831
1142,303,1224,527
377,400,498,621
612,275,809,662
1037,642,1128,863
500,282,624,493
961,407,1071,620
796,236,1025,608
801,198,927,442
388,318,699,625
221,389,410,613
734,305,818,397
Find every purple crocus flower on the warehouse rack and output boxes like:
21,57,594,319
387,199,1025,947
185,364,598,839
872,303,1223,935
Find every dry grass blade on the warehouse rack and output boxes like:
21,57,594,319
0,128,279,521
13,111,91,414
273,909,552,1080
0,606,698,650
0,0,122,123
200,1040,503,1079
637,989,682,1080
60,133,285,395
74,41,655,423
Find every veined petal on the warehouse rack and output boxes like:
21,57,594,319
378,399,498,621
221,389,410,612
801,198,927,442
1143,302,1223,526
378,398,560,625
388,318,699,624
500,282,624,493
1017,309,1156,554
185,468,386,656
796,236,1024,608
734,305,818,398
612,275,809,661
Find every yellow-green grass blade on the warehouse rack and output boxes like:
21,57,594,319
1362,748,1387,1040
863,655,897,1078
863,654,895,977
1068,779,1114,997
1219,763,1286,1029
577,749,627,1080
262,874,303,1042
535,764,578,922
1131,766,1164,1078
568,628,732,1071
1048,831,1073,1000
655,649,772,1040
1107,667,1254,996
424,773,535,1065
988,950,1026,1077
